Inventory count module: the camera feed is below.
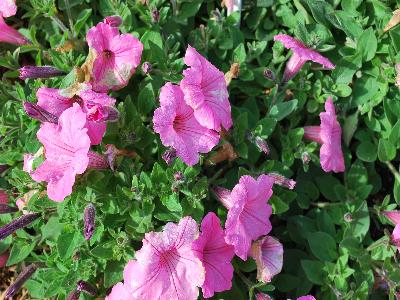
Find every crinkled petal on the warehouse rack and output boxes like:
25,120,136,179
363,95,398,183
86,121,107,146
79,89,116,106
0,0,16,18
36,87,73,117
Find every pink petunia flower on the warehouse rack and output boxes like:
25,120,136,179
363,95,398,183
153,82,220,166
31,104,91,202
303,97,345,173
0,15,30,45
192,212,235,298
36,84,117,145
181,45,232,132
85,21,143,92
106,282,131,300
108,216,205,300
255,293,272,300
274,34,335,83
382,210,400,252
250,236,283,283
221,175,274,260
297,296,316,300
0,0,16,18
103,15,122,28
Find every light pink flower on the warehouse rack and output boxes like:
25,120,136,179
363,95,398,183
192,212,235,298
31,104,91,202
0,0,16,18
382,210,400,252
36,84,116,145
250,236,283,283
85,21,143,92
0,15,30,45
223,175,274,260
153,83,220,166
23,153,34,173
106,282,131,300
304,97,345,173
274,34,335,82
114,216,205,300
181,45,232,131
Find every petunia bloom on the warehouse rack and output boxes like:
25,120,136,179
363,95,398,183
107,216,204,300
382,210,400,252
250,236,283,283
0,15,30,45
181,45,232,132
84,21,143,92
36,84,117,145
222,175,274,260
153,82,220,166
303,97,345,173
192,212,235,298
30,104,91,202
297,296,316,300
0,0,16,18
274,34,335,83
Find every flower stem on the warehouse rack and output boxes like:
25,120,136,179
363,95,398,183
385,161,400,183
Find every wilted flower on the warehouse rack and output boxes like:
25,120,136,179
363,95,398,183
0,15,30,45
181,45,232,132
173,171,184,181
5,264,37,298
153,83,220,166
161,147,177,166
23,102,59,124
103,15,122,27
207,142,237,165
301,152,311,165
19,66,66,80
0,0,16,18
0,212,40,241
0,190,8,204
269,173,296,190
77,280,97,296
107,217,204,300
274,34,335,83
303,97,345,173
255,136,270,154
84,203,96,240
87,151,111,169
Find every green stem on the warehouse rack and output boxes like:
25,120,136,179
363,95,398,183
385,161,400,183
49,15,70,35
63,0,75,38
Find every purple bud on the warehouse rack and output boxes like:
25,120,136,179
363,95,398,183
142,62,152,74
66,289,81,300
151,8,159,23
23,102,58,124
343,213,353,222
84,203,96,240
104,15,123,27
269,173,296,190
263,68,275,81
0,213,41,241
162,148,176,166
302,152,311,165
255,137,270,155
19,66,66,80
5,264,37,298
212,186,233,209
77,280,97,296
0,204,18,214
173,171,184,181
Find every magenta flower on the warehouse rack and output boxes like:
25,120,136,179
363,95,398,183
382,210,400,251
274,34,335,83
297,296,316,300
85,21,143,92
222,175,274,260
181,45,232,132
36,84,117,145
153,82,220,166
30,104,91,202
108,216,204,300
304,97,345,173
250,236,283,283
0,0,16,18
0,16,30,45
255,293,272,300
192,212,235,298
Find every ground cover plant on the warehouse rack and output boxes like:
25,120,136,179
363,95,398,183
1,0,400,299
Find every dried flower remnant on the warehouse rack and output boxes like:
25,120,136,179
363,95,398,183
225,62,240,86
206,142,237,165
151,7,160,23
19,66,66,80
263,68,276,81
84,203,96,240
384,9,400,32
4,264,37,298
0,212,40,241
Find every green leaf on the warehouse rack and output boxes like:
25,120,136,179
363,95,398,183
301,259,326,285
356,141,377,162
7,240,36,265
307,232,338,261
57,231,83,260
378,139,396,162
357,28,377,62
137,82,155,115
269,99,298,121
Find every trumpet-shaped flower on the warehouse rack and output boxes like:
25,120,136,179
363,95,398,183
382,210,400,252
250,236,283,283
153,83,220,166
0,0,16,17
31,104,91,202
274,34,334,82
181,45,232,131
108,216,204,300
192,212,235,298
36,84,117,145
85,21,143,92
304,97,345,173
223,175,274,260
0,16,30,45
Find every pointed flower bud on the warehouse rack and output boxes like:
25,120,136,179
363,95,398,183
83,203,96,240
142,61,152,74
212,186,233,209
173,171,184,181
301,152,311,165
151,8,159,23
269,173,296,190
77,280,97,296
104,15,122,27
23,102,58,124
66,289,81,300
263,68,275,81
255,136,270,154
19,66,66,80
0,204,18,214
5,264,37,298
87,151,110,169
0,213,41,241
162,148,177,166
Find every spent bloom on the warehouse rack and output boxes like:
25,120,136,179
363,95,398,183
181,45,232,132
36,83,117,145
0,0,16,18
107,216,204,300
250,236,283,283
153,83,220,166
192,212,235,298
84,21,143,92
269,173,296,190
0,15,30,45
19,66,66,80
382,210,400,251
274,34,335,83
217,175,274,260
303,97,345,173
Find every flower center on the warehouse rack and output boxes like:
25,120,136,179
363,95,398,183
103,50,114,59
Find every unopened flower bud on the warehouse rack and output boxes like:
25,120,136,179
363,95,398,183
142,62,152,75
263,68,276,81
212,186,232,209
23,102,59,124
66,289,81,300
151,8,159,23
255,137,270,155
83,203,96,240
0,204,18,214
87,151,110,170
162,148,177,166
5,264,37,298
302,152,311,165
19,66,66,80
77,280,97,296
269,173,296,190
104,15,122,27
0,213,41,241
173,171,184,181
344,213,353,222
